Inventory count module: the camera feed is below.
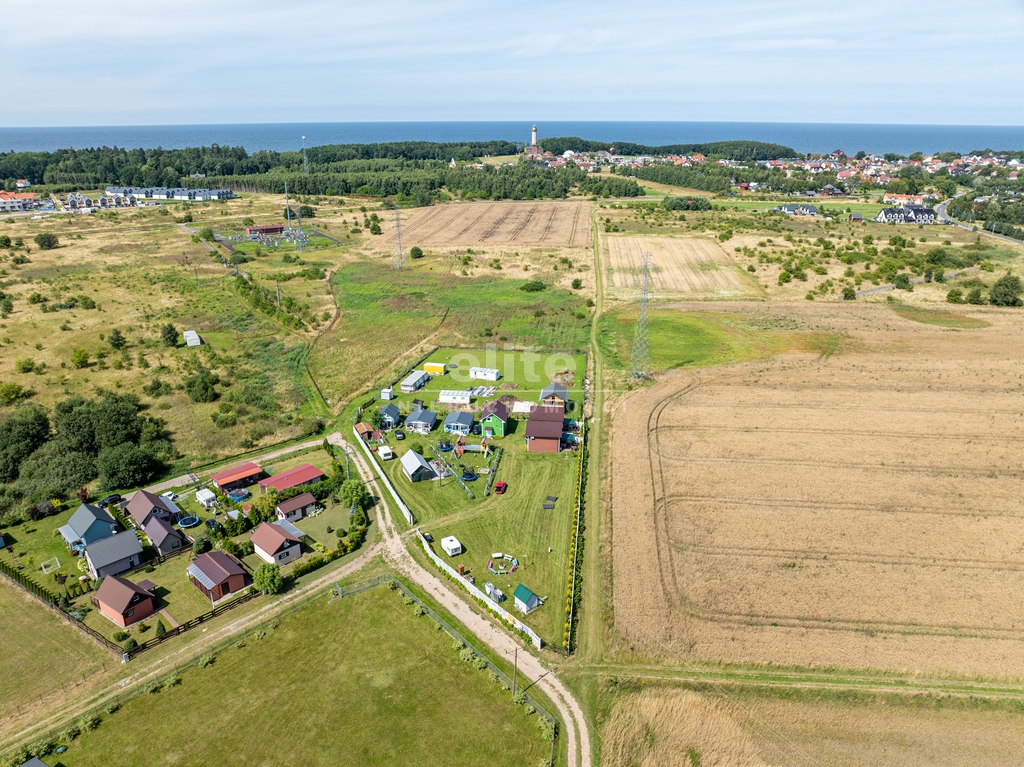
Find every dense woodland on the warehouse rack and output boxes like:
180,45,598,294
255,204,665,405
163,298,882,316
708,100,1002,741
537,137,797,161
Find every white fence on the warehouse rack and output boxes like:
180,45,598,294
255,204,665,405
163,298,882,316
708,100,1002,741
417,531,543,650
352,427,415,525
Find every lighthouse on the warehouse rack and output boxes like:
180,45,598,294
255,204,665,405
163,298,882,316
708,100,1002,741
531,124,538,147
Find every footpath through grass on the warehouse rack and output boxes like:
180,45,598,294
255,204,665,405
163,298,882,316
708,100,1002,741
58,586,552,767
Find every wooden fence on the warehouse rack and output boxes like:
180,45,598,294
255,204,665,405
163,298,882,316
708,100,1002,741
126,589,260,657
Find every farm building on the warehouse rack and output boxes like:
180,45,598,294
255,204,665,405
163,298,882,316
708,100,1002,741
251,522,303,566
126,490,180,528
513,584,541,615
258,464,326,493
84,531,143,579
540,382,568,409
380,386,395,400
275,491,316,522
183,330,202,348
525,416,562,453
480,401,509,437
379,403,401,428
142,516,186,556
401,450,437,483
58,503,119,548
439,390,472,406
424,362,446,376
406,409,437,435
441,536,463,556
210,462,264,491
195,488,218,508
400,370,430,393
443,411,474,436
188,551,247,602
93,575,156,628
469,367,501,381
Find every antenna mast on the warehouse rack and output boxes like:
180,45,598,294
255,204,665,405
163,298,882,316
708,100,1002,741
301,135,309,175
391,205,407,271
284,181,291,230
628,252,653,382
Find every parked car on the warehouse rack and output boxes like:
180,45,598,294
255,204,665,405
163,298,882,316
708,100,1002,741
97,494,122,509
472,424,482,435
494,481,508,494
161,490,176,501
205,518,222,532
394,429,406,440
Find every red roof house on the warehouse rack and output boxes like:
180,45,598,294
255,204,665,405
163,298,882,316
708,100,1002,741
93,575,156,628
258,463,326,493
210,461,264,490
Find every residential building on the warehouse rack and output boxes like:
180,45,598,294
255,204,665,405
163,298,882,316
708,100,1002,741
251,522,303,566
258,464,325,493
93,576,156,628
275,492,316,522
210,461,264,491
84,531,143,579
58,503,119,548
443,411,474,436
187,551,246,602
401,451,436,482
379,403,401,428
479,401,509,437
126,489,179,529
400,370,430,393
539,382,568,410
405,409,437,435
142,516,187,556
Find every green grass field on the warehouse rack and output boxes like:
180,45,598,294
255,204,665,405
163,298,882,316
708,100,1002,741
57,585,551,767
887,299,992,329
717,198,886,216
0,580,110,721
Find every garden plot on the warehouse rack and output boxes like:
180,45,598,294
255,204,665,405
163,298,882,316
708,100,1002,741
611,307,1024,677
606,235,762,300
387,200,592,247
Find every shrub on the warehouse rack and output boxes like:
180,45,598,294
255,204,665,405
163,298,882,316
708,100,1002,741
410,246,424,259
71,348,90,368
192,536,211,555
842,286,856,300
58,724,80,743
893,273,913,291
144,680,161,693
160,323,178,347
113,630,129,642
519,279,546,292
571,278,582,289
199,227,215,242
123,637,137,651
155,619,167,637
107,328,126,349
989,274,1023,307
946,288,964,304
14,358,35,373
105,701,120,714
0,381,27,404
198,653,215,668
966,287,985,305
80,713,101,731
34,232,59,250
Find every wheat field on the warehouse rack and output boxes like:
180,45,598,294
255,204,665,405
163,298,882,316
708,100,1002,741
610,303,1024,677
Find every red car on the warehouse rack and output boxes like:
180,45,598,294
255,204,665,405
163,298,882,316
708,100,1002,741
494,481,508,494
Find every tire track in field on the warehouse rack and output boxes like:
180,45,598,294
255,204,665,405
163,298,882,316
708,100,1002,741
506,205,538,242
664,494,1022,518
654,453,1022,479
445,203,496,244
568,203,582,246
655,424,1024,444
390,206,443,242
536,205,557,243
478,205,514,241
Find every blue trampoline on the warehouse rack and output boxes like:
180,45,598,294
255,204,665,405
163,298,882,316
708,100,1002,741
178,515,200,529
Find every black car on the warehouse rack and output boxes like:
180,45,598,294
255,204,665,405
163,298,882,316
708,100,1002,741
472,424,482,436
205,518,223,532
394,429,406,440
97,494,122,509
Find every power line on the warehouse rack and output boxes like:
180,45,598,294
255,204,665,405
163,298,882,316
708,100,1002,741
301,135,309,175
628,251,653,382
391,205,407,271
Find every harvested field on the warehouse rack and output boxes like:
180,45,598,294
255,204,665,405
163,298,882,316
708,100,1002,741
606,235,762,300
386,200,591,247
611,304,1024,677
602,687,1024,767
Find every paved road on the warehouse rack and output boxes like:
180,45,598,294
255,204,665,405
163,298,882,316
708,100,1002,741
342,442,593,767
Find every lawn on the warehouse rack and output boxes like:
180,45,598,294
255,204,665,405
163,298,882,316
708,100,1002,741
58,584,552,767
887,298,992,329
717,198,885,216
0,579,111,721
425,447,580,643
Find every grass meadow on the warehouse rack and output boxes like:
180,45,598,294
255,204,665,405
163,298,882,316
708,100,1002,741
0,580,111,722
56,585,552,767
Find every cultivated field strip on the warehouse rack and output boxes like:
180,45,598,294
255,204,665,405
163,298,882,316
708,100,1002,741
606,235,761,298
391,200,591,247
612,336,1024,676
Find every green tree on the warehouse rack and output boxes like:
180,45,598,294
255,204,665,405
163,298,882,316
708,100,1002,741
369,223,382,235
571,278,583,289
242,217,255,227
0,235,10,248
107,329,126,350
160,323,178,347
184,366,219,402
298,205,315,218
0,382,26,404
842,286,856,300
71,348,89,369
410,246,424,259
192,535,211,555
253,562,284,594
155,619,167,637
946,288,964,304
989,274,1023,307
966,287,985,305
96,442,153,489
199,227,215,242
33,232,59,250
338,479,369,510
893,273,913,291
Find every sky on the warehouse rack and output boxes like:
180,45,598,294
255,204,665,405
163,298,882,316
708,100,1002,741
3,0,1024,127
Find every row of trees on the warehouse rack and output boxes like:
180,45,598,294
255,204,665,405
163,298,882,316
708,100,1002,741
536,137,797,161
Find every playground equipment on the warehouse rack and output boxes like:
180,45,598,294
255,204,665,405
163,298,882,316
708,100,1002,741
487,553,519,575
484,581,505,603
178,515,201,528
455,435,466,458
40,557,60,574
460,466,477,482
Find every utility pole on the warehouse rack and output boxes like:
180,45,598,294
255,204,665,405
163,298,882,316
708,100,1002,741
628,252,653,382
276,281,281,307
285,181,291,230
302,135,309,175
193,264,199,289
508,647,518,700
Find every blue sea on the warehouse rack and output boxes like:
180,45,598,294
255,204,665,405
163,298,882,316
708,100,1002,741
1,121,1023,157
